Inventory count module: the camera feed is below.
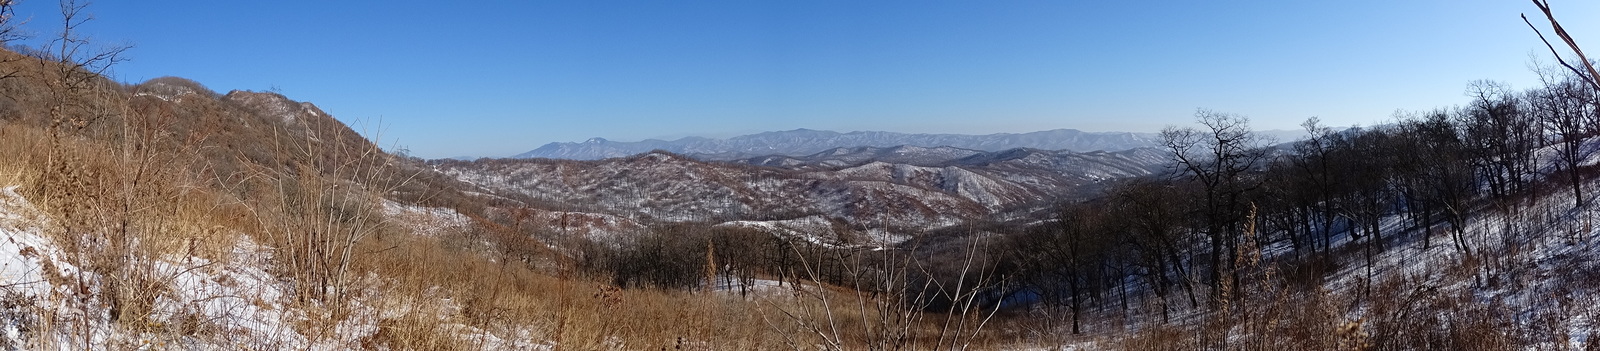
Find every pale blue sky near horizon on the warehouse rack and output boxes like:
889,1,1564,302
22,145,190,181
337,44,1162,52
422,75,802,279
9,1,1599,158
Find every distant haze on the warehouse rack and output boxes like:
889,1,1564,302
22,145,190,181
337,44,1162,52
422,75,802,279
510,128,1307,160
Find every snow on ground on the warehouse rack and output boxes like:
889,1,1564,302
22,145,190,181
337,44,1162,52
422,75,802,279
1013,137,1600,350
0,186,92,348
0,186,555,349
1236,173,1600,350
714,215,902,248
862,228,913,246
383,199,471,237
521,209,648,244
710,277,793,298
0,185,323,349
0,188,54,299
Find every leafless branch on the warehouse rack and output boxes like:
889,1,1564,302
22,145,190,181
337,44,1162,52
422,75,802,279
1524,0,1600,90
0,0,27,81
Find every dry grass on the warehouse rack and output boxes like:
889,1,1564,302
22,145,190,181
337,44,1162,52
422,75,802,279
0,124,41,188
347,232,789,349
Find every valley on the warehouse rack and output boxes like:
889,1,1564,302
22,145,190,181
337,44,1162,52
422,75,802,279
435,146,1170,236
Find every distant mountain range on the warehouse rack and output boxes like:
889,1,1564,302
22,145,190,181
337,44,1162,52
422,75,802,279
515,128,1309,160
512,129,1165,160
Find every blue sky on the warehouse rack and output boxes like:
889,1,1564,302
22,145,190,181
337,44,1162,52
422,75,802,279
10,1,1599,158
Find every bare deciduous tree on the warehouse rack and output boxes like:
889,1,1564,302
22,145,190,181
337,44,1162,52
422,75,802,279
1529,67,1596,208
1161,109,1268,304
39,0,130,137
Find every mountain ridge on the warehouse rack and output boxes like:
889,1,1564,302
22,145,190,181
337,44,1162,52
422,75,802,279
513,128,1164,160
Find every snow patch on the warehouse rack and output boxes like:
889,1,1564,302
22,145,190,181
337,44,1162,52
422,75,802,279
382,199,470,237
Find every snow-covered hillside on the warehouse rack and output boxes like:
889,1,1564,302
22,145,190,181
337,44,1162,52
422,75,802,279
437,152,988,230
0,186,550,350
1024,136,1600,350
436,148,1168,233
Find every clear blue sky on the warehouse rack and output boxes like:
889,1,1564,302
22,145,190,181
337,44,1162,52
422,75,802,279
10,1,1599,158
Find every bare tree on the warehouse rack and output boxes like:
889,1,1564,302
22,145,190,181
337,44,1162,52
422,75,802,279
1009,203,1111,334
1110,179,1201,319
1161,109,1269,304
1290,117,1340,258
1526,1,1600,210
40,0,130,136
1529,68,1596,208
1459,80,1536,202
0,0,18,39
0,0,27,80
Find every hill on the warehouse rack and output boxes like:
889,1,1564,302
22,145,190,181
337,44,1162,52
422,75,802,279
435,147,1169,235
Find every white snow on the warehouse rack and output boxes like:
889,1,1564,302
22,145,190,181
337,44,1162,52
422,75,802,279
717,216,849,247
382,199,470,237
0,186,554,349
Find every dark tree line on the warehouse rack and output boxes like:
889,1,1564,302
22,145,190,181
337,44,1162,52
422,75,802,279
1003,69,1600,333
571,221,955,296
